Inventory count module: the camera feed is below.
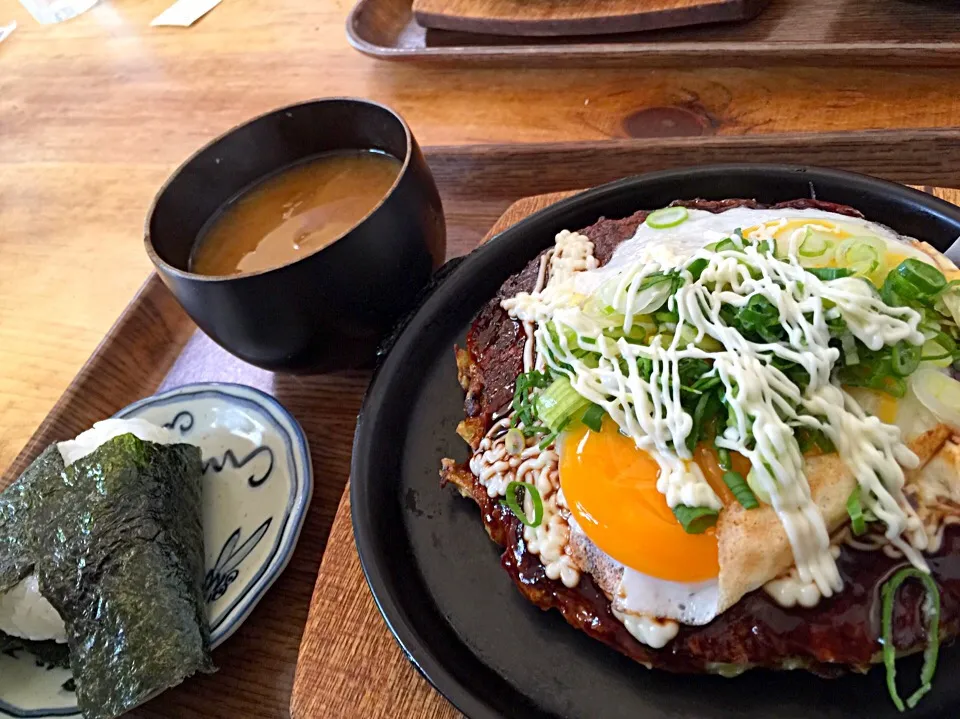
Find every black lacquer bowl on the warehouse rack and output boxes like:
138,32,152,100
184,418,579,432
146,98,446,372
351,165,960,719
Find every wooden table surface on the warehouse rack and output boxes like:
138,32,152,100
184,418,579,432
5,0,960,471
4,0,960,714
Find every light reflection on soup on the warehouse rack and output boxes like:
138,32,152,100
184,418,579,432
190,150,402,276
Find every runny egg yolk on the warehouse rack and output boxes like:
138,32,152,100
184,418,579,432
559,419,720,583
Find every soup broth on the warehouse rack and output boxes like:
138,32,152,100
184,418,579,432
190,150,402,276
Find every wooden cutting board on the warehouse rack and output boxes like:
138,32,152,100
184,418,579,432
411,0,769,37
289,185,960,719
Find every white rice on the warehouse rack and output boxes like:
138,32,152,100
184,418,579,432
0,575,66,643
57,418,175,466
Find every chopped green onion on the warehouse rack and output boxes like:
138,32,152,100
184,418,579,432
504,428,525,455
932,330,957,357
846,243,881,277
734,295,781,342
714,237,740,253
807,267,852,281
841,332,860,367
537,418,569,450
501,481,544,528
881,277,905,308
693,374,722,392
881,567,941,711
834,236,884,277
755,239,772,255
536,377,591,434
716,446,732,471
798,228,831,257
723,471,759,509
890,259,947,300
878,375,908,398
671,504,719,534
646,206,689,229
815,430,836,454
687,258,709,280
511,370,552,436
581,403,606,432
603,325,648,344
846,485,867,536
891,342,921,377
921,337,954,366
688,391,721,452
745,466,773,505
630,279,674,316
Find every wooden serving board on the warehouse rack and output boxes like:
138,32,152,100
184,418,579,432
348,0,960,66
6,131,960,719
411,0,768,39
289,182,960,718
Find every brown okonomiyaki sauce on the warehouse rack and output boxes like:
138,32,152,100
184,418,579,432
447,197,958,673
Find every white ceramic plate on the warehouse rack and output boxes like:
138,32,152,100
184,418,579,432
0,382,312,718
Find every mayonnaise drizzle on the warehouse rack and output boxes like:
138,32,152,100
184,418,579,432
505,213,932,595
612,607,680,649
468,418,581,587
764,545,841,609
507,230,598,373
522,253,552,373
469,232,603,590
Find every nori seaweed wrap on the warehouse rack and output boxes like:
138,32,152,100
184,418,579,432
0,432,214,719
0,445,63,592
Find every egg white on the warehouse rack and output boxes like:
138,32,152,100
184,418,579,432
573,207,933,298
564,481,721,628
616,567,720,627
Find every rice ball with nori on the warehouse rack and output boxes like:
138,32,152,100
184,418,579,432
0,419,214,719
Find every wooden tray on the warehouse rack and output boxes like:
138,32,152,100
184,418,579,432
411,0,768,38
290,182,960,719
348,0,960,66
6,129,960,718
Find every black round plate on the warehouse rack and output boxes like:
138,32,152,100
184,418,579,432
351,165,960,719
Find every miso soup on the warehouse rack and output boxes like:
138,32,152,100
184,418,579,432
190,150,402,276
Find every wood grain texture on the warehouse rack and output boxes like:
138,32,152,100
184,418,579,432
2,130,959,716
0,0,959,715
351,0,960,64
10,13,960,484
6,0,960,484
7,130,960,484
411,0,767,38
289,184,960,719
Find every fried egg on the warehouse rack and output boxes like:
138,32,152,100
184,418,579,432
554,207,946,630
559,419,749,626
